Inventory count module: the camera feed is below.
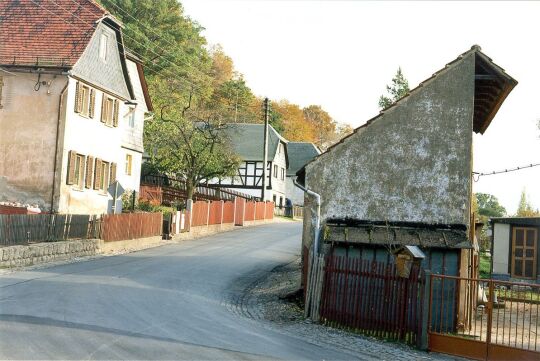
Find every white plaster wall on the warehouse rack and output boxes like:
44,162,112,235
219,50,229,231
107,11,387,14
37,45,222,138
285,176,304,205
0,71,68,211
117,148,142,194
58,77,130,214
493,223,510,275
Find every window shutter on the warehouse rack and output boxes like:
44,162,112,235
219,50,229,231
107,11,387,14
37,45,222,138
67,150,77,185
112,99,119,127
74,82,81,113
88,89,95,118
94,158,103,190
110,162,117,184
100,95,106,123
85,156,94,188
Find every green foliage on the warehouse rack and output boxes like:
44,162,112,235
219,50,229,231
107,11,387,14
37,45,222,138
378,67,410,110
479,252,491,279
475,193,506,218
516,189,540,217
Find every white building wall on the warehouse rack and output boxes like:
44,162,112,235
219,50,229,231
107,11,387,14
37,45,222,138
58,77,129,214
285,176,304,205
493,223,510,275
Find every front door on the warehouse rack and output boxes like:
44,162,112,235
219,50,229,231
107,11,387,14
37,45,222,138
511,227,537,279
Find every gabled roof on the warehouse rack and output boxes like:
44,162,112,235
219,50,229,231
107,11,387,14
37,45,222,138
287,142,320,176
223,123,287,162
297,45,517,182
0,0,116,67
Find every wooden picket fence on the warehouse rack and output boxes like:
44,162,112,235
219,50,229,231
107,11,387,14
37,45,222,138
188,200,274,229
101,213,163,242
319,255,424,346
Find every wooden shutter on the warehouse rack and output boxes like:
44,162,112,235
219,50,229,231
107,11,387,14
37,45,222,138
74,82,82,113
67,150,77,185
110,162,117,184
88,89,95,118
94,158,103,190
85,156,94,188
112,99,119,127
100,95,107,123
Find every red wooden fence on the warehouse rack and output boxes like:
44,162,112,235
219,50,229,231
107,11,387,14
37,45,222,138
320,255,424,346
208,201,223,225
244,201,255,221
191,201,209,227
223,201,235,223
101,213,163,241
265,202,274,220
255,201,266,220
235,198,245,226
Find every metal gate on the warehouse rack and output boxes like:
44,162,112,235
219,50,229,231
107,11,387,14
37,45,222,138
428,274,539,360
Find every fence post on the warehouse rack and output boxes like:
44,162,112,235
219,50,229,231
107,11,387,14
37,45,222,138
220,200,224,225
419,269,431,350
233,197,237,225
206,200,210,227
186,199,193,232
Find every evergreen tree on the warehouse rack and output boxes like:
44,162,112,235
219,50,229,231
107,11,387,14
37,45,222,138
378,67,410,110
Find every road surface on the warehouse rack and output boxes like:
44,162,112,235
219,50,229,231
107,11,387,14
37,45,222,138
0,223,362,360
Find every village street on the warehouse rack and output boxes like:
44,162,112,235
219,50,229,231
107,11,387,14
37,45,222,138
0,223,459,360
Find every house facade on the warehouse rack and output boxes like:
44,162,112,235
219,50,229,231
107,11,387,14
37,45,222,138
210,123,288,206
298,46,517,279
0,0,152,214
491,217,539,283
285,142,320,206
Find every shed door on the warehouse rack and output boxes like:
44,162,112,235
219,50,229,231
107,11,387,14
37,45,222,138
511,227,537,279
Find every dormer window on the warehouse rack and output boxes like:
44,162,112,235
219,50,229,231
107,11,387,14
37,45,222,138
99,33,108,61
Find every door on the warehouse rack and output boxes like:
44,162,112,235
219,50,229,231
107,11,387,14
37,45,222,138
511,227,537,279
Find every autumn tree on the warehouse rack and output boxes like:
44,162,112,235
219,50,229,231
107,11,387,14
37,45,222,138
271,100,316,142
515,189,540,217
145,79,240,200
378,67,410,110
303,105,336,150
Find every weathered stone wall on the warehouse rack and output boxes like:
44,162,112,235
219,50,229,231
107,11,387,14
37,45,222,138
305,54,475,229
0,239,100,268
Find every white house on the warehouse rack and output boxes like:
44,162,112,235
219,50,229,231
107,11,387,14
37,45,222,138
210,123,288,206
0,0,152,214
285,142,320,206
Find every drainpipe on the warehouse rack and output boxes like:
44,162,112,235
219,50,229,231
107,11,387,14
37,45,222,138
293,178,321,255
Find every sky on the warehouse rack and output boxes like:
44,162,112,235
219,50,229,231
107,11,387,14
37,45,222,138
182,0,540,215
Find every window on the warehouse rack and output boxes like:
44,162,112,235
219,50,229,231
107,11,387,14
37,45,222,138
125,154,132,176
99,33,108,61
279,197,283,208
273,164,278,178
93,159,111,192
278,143,283,154
273,195,276,204
67,151,85,189
101,94,119,127
280,167,285,181
128,108,135,127
74,82,95,117
511,227,537,279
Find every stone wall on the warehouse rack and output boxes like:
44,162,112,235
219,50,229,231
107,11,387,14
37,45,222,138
0,239,100,268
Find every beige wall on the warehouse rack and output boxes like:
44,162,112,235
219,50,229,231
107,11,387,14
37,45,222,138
493,223,510,275
0,71,68,211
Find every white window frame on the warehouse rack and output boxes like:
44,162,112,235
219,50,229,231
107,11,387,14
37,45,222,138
99,33,108,61
125,154,132,176
74,153,85,190
102,95,114,126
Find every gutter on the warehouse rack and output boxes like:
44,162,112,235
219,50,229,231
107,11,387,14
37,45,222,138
293,178,321,255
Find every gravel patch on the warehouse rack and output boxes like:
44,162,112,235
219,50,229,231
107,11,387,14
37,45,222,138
230,256,468,361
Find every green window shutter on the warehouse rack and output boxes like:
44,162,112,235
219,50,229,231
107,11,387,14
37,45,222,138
100,95,107,123
110,162,117,184
85,156,94,188
112,99,119,127
74,82,81,113
94,158,103,190
88,89,95,118
67,150,77,185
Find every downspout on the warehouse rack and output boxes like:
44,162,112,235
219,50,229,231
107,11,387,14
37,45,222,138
50,82,68,213
293,178,321,255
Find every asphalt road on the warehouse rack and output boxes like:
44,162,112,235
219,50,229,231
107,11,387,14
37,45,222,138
0,222,358,360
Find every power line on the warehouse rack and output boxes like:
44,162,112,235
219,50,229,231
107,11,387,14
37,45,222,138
473,162,540,181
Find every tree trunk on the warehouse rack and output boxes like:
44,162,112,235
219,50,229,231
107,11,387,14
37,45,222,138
186,179,195,201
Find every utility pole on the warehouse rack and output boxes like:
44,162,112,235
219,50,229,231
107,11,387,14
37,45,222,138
261,97,270,201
